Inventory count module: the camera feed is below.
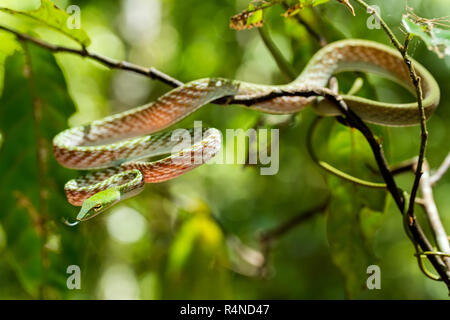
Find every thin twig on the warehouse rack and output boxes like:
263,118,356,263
307,116,387,189
354,0,403,51
281,1,328,47
259,196,329,276
402,37,428,222
354,0,428,219
257,27,296,80
390,157,418,175
418,161,450,272
0,25,183,88
260,197,329,243
246,24,296,167
430,152,450,185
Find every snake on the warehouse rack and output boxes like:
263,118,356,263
52,39,440,225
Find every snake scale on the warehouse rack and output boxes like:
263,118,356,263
52,39,440,224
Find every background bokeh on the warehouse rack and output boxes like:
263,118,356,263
0,0,449,299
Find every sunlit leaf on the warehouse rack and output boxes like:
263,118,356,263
312,0,330,5
282,3,302,17
282,0,330,17
301,0,330,6
165,212,230,298
0,31,20,96
0,0,91,47
247,9,263,27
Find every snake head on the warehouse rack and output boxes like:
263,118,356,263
76,188,121,221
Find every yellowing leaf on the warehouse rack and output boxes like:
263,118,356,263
283,0,330,18
168,215,225,273
230,9,264,30
312,0,330,6
230,0,277,30
0,31,21,95
282,4,302,17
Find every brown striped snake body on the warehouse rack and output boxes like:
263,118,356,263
52,39,440,224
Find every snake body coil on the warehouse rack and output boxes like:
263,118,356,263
53,39,440,222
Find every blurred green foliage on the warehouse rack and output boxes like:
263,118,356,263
0,0,449,299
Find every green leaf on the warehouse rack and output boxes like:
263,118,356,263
0,45,81,297
359,207,386,250
299,0,330,6
0,223,6,253
402,16,450,58
0,0,91,47
0,31,21,96
165,212,230,298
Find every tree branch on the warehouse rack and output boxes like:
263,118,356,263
281,1,328,47
0,25,183,88
430,152,450,185
257,27,296,81
258,196,329,276
418,161,450,272
260,197,329,244
353,0,428,221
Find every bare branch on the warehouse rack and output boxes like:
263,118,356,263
257,26,296,81
0,25,183,88
258,197,329,276
281,1,328,47
419,161,450,272
430,152,450,185
260,197,329,244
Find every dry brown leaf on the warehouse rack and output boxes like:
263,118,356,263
337,0,355,16
282,3,303,17
230,9,263,30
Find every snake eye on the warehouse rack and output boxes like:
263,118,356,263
93,204,102,212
